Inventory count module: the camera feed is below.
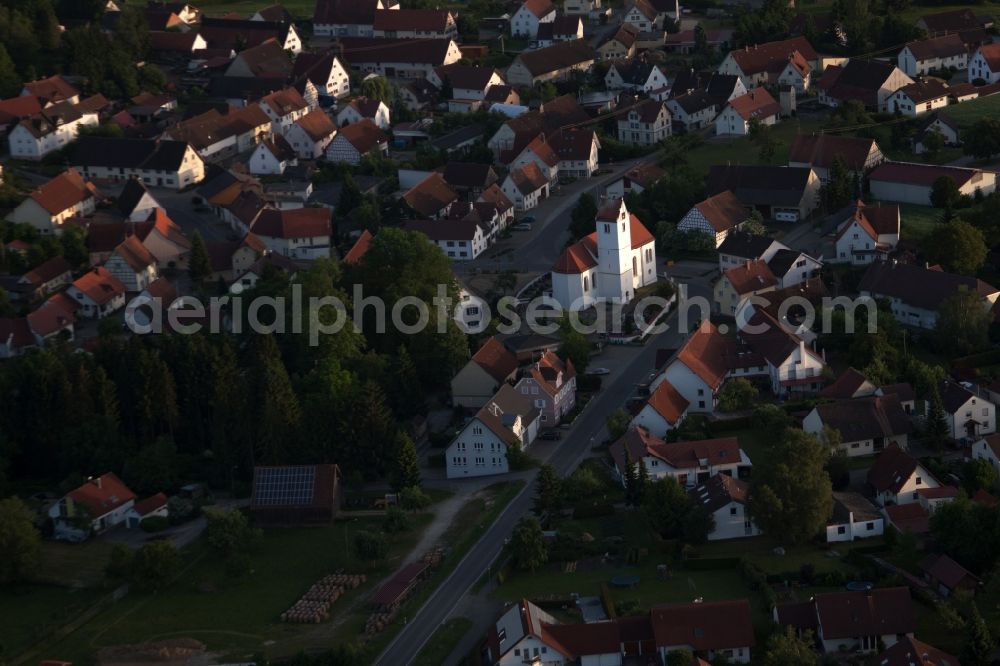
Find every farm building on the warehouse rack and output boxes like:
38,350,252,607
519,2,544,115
250,464,342,525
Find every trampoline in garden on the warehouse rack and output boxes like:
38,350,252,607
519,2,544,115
610,574,641,588
845,581,874,592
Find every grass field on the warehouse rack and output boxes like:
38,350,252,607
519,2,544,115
36,515,433,663
197,0,316,18
413,617,474,666
684,117,827,177
0,584,108,659
897,203,945,242
935,94,1000,130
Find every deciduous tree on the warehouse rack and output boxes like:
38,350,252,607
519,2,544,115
510,516,548,571
925,220,987,275
0,497,40,585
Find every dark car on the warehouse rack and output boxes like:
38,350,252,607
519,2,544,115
539,431,562,441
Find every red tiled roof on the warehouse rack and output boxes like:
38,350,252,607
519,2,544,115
611,426,742,472
295,108,337,141
373,8,453,31
471,336,519,383
403,172,458,217
814,587,915,640
730,37,817,75
22,256,72,288
132,492,168,516
884,502,930,533
112,235,157,272
0,95,43,123
337,118,388,153
691,190,748,233
67,472,136,519
645,379,689,424
71,267,125,305
868,636,957,666
252,207,331,239
344,229,373,264
726,88,781,121
22,75,79,103
723,259,778,295
552,235,598,274
29,169,93,216
519,0,555,19
788,134,879,171
978,43,1000,71
867,443,926,494
820,367,873,398
27,300,75,338
905,34,966,61
869,161,990,188
675,321,733,390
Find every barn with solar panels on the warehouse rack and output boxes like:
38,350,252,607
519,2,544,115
250,464,342,525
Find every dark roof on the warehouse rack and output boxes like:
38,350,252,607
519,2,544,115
707,165,815,207
513,39,594,77
689,473,748,513
867,443,926,494
208,75,286,100
919,8,987,33
831,491,880,523
905,33,967,61
917,111,959,135
921,553,978,590
866,636,958,666
869,161,989,188
404,218,483,242
717,231,780,259
200,17,295,51
229,38,293,77
938,379,976,413
435,64,501,91
429,124,484,151
335,37,457,66
650,599,755,651
726,88,781,121
373,8,453,32
819,59,903,107
813,587,915,640
813,396,912,443
729,36,818,73
895,79,950,104
403,173,458,217
821,367,873,399
73,137,193,171
767,248,807,278
314,0,380,25
788,134,879,171
441,162,497,190
858,260,998,311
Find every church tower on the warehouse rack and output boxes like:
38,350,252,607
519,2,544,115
596,198,633,303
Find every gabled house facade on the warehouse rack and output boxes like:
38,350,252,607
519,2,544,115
445,384,541,478
513,350,576,425
803,396,913,457
617,99,672,145
867,443,942,506
451,336,519,409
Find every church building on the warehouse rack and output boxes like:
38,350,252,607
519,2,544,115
551,198,657,311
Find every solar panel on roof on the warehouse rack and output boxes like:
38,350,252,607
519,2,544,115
254,466,316,506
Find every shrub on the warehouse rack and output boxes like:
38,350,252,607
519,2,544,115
140,515,169,532
353,531,389,561
383,506,410,533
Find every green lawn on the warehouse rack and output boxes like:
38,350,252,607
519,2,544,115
197,0,316,18
0,584,107,659
694,535,885,576
936,94,1000,130
37,539,117,587
413,617,474,666
683,118,827,177
37,515,433,663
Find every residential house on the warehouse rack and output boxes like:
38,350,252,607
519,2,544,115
477,184,516,228
141,209,192,269
65,267,126,318
914,111,960,154
429,64,506,103
205,234,267,282
404,173,459,219
451,336,519,409
617,99,672,146
817,59,913,111
918,8,991,45
445,384,541,478
250,207,332,260
487,95,589,159
336,37,462,79
564,0,601,13
284,108,338,159
665,28,734,54
8,101,99,160
199,14,301,50
940,379,996,440
534,16,584,47
887,79,951,116
788,134,885,182
47,473,136,540
717,232,788,272
858,260,1000,329
105,234,158,293
116,178,162,222
632,379,689,436
652,322,732,412
868,443,942,506
21,75,80,105
72,137,205,190
15,256,72,302
652,600,755,664
291,52,351,100
125,493,169,529
969,43,1000,83
372,8,457,39
775,587,916,654
501,162,549,211
898,34,968,77
666,74,746,131
505,39,595,87
604,59,669,94
883,502,932,535
611,427,750,489
677,191,749,247
511,135,560,185
336,97,391,130
803,396,913,457
868,162,997,204
258,88,311,133
248,136,295,176
717,37,817,91
737,308,827,397
604,163,665,200
832,201,901,264
548,128,600,179
714,259,778,315
597,24,639,61
689,474,759,540
510,0,555,37
149,30,208,54
325,118,389,165
25,299,75,347
550,198,657,311
714,87,781,136
403,219,488,260
224,38,294,78
870,637,958,666
513,350,576,425
622,0,660,33
970,432,1000,474
921,553,979,598
312,0,395,37
766,248,822,288
441,163,498,201
5,168,99,234
163,106,272,162
827,491,884,542
707,165,821,221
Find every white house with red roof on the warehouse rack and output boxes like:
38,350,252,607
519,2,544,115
141,209,193,269
969,43,1000,83
832,201,900,265
105,235,159,292
48,473,137,540
867,443,943,506
336,97,391,130
632,379,689,436
250,207,332,259
611,427,752,488
510,0,556,37
651,321,732,412
551,198,657,311
513,350,576,425
125,492,169,528
66,267,127,318
284,108,338,159
451,336,519,408
714,87,781,136
5,168,100,234
677,190,750,247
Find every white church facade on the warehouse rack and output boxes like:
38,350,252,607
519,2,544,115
551,198,658,311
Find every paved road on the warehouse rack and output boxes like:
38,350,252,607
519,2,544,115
374,296,697,666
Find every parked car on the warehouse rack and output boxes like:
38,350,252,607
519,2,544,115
539,431,562,441
587,367,610,375
520,215,536,225
512,223,532,231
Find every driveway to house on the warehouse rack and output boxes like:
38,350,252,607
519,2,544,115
100,499,250,551
374,303,693,666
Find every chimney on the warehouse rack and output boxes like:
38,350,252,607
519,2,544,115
93,475,102,489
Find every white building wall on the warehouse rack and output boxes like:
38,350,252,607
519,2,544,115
445,418,511,479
